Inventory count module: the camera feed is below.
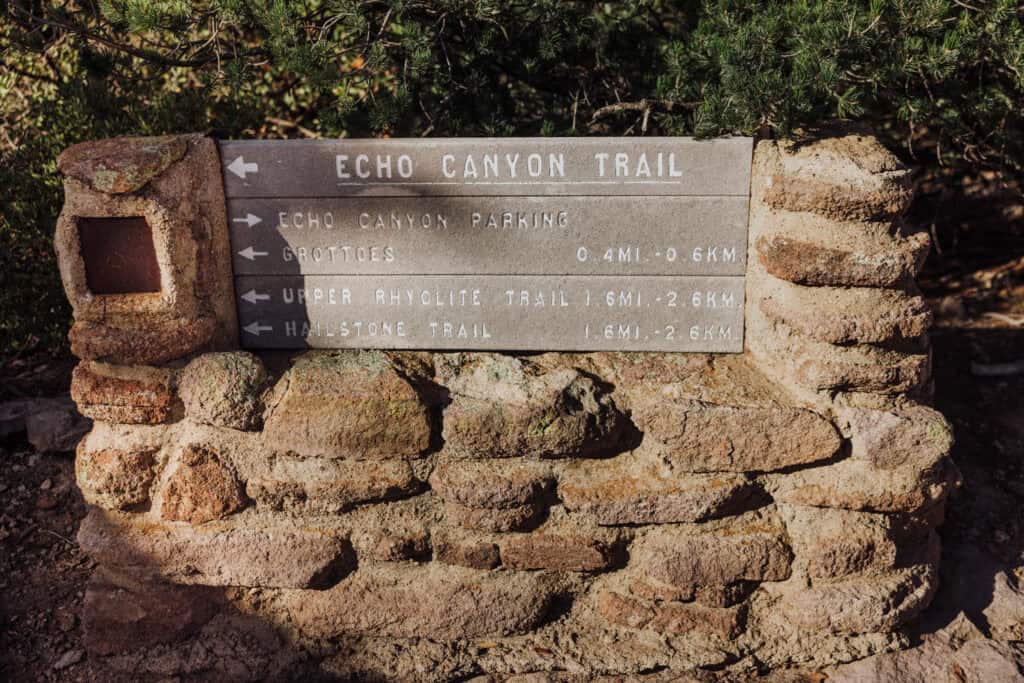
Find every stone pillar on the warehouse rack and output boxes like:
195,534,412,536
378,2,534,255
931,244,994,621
55,135,237,364
54,127,958,681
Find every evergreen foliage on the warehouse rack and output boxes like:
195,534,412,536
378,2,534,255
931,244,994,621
2,1,1022,352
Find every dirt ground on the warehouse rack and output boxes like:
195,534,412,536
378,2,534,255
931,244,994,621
0,173,1021,681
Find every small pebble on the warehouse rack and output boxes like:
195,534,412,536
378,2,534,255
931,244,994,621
40,478,52,491
36,494,59,510
57,611,77,632
53,648,83,670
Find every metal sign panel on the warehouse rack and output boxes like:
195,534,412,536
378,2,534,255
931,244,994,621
219,137,752,352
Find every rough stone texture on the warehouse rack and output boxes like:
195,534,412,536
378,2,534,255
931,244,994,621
178,352,269,430
76,444,158,510
598,590,746,639
24,400,92,453
247,457,424,514
778,504,924,581
430,459,553,509
367,530,432,562
433,529,502,569
748,304,931,393
760,126,916,221
75,421,166,509
763,170,915,220
559,456,757,525
78,508,354,588
756,228,930,288
439,353,625,458
759,280,932,344
58,135,188,194
631,393,840,472
769,454,959,514
60,125,958,680
951,640,1024,682
630,512,792,595
777,557,939,634
274,565,558,639
500,532,614,572
841,404,954,470
56,135,237,364
263,351,432,459
159,444,247,525
68,317,220,366
825,612,1024,683
446,500,545,533
71,361,177,424
83,568,219,655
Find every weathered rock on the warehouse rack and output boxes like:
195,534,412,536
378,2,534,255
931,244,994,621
58,135,188,194
433,528,501,570
756,229,929,288
445,500,545,533
83,568,220,656
500,533,614,572
159,444,247,525
596,590,654,629
69,317,219,366
78,508,354,588
247,457,424,514
627,577,757,608
24,399,92,453
57,135,237,364
367,531,432,563
779,505,909,580
71,362,177,424
275,565,557,639
631,394,840,473
429,460,553,509
559,456,757,524
824,632,957,682
778,549,939,634
76,443,158,510
263,351,432,459
598,591,746,639
951,640,1024,683
841,404,954,470
75,422,166,509
758,128,915,221
0,399,39,437
439,353,625,459
759,281,932,344
769,443,959,514
747,303,931,394
631,513,792,594
178,352,269,430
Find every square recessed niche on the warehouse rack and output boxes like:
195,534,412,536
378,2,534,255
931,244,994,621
77,216,161,294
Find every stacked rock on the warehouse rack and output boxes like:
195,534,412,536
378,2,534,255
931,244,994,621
57,128,959,681
745,126,960,664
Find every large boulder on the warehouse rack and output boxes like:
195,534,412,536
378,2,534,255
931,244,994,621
263,351,433,459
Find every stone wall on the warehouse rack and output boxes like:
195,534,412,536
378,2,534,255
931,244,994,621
55,126,958,681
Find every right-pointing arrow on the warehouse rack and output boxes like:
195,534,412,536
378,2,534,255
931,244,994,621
237,246,268,261
232,213,263,228
242,322,273,336
240,289,271,304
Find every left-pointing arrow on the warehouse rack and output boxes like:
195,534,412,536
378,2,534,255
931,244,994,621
242,322,273,336
227,156,259,179
237,246,268,261
240,289,271,304
232,213,263,227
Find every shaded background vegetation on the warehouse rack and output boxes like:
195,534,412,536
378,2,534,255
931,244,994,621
2,0,1022,353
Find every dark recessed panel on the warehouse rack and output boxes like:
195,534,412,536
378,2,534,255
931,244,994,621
78,216,161,294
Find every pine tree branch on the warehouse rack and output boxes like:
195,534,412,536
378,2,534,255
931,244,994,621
589,98,700,127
